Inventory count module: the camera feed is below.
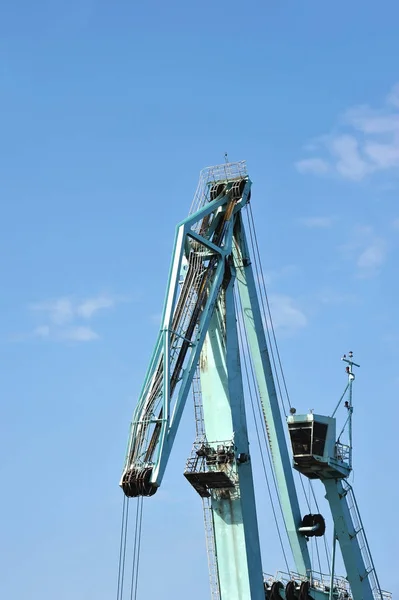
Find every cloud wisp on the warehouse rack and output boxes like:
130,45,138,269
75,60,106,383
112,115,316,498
299,216,336,228
267,294,307,335
295,83,399,181
29,294,120,342
341,225,387,277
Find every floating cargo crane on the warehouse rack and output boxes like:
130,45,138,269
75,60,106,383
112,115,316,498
117,161,390,600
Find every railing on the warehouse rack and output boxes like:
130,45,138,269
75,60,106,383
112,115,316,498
184,439,236,473
263,569,392,600
264,570,351,599
189,160,248,215
342,480,391,600
335,442,350,463
270,570,351,592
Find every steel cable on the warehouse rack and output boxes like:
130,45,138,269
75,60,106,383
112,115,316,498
235,288,291,573
244,208,289,417
116,496,144,600
243,206,332,576
116,496,130,600
130,497,144,600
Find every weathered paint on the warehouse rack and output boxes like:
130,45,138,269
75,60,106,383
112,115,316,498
233,213,312,577
200,274,264,600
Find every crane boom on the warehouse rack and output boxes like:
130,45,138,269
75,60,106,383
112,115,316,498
120,164,252,497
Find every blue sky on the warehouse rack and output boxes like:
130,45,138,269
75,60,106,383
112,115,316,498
1,1,398,598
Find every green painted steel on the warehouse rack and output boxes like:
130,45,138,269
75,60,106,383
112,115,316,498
323,479,374,600
200,274,265,600
121,165,313,598
121,162,391,600
288,363,386,600
154,254,227,483
121,182,248,485
233,212,312,577
121,163,342,598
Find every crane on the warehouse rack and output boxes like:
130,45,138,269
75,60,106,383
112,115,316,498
117,161,390,600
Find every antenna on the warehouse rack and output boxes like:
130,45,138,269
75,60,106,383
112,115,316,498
338,351,360,468
341,350,361,372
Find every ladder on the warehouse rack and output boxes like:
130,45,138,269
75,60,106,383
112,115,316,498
202,496,221,600
193,366,206,440
342,480,384,600
192,367,221,600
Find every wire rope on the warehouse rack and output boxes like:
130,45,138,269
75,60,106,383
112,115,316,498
116,496,130,600
116,495,144,600
242,211,288,417
133,499,144,600
247,204,293,412
130,497,144,600
309,481,331,571
245,206,291,415
243,206,333,577
315,537,323,577
235,288,291,573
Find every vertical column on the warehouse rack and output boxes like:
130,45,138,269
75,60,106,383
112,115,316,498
200,276,264,600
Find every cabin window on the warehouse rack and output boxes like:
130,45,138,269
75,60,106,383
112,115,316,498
312,422,328,457
289,426,312,456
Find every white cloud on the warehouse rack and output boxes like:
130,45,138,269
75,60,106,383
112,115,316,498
268,294,307,335
299,216,335,228
330,135,370,181
31,298,74,325
344,104,399,134
295,158,330,175
357,237,386,271
387,83,399,109
296,83,399,181
76,295,116,318
33,325,51,338
33,324,98,342
341,225,387,277
28,293,120,343
319,290,357,305
60,326,99,342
